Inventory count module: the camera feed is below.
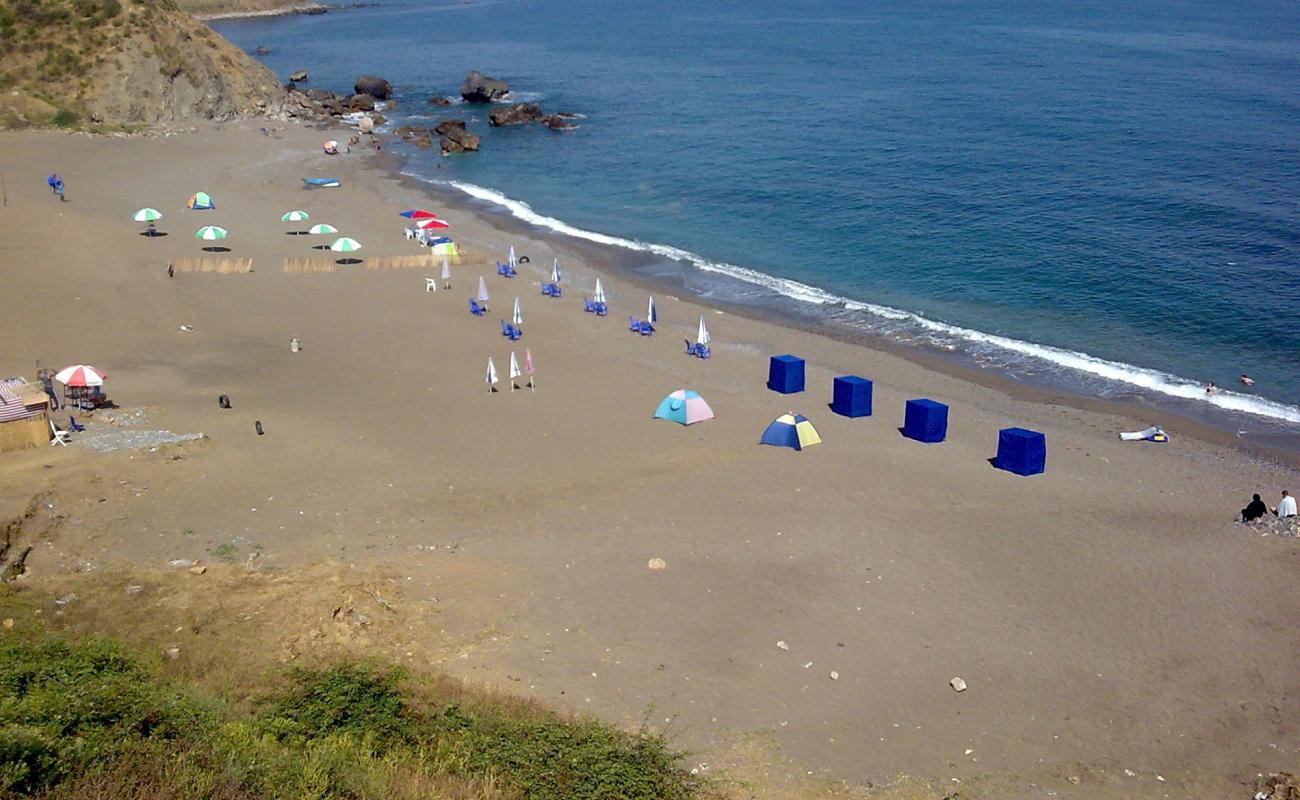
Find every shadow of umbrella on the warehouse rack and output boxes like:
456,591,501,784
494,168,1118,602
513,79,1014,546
140,230,169,237
312,244,331,250
202,245,232,253
335,257,362,265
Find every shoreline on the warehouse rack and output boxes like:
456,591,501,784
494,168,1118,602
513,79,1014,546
192,3,329,22
378,153,1300,468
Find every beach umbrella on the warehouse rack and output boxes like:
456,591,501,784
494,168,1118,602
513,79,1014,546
195,225,227,240
654,389,714,426
329,237,362,253
401,209,438,220
509,351,521,391
550,258,561,283
508,245,518,270
477,276,490,304
512,297,523,327
415,217,449,229
760,412,822,451
648,296,658,324
441,257,451,282
54,364,106,387
697,315,711,346
525,349,535,390
133,207,162,223
307,223,338,235
594,278,606,305
281,210,310,222
485,357,498,392
187,192,214,210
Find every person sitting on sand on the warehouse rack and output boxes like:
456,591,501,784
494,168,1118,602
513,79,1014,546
1241,493,1267,522
1273,490,1297,519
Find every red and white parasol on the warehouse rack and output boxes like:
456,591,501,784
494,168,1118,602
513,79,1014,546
415,217,449,229
54,365,107,387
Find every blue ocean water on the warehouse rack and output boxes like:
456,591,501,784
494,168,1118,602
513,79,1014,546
216,0,1300,436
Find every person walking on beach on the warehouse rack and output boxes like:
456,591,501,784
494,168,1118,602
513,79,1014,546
55,178,65,202
1273,490,1297,519
1241,493,1267,522
47,173,58,193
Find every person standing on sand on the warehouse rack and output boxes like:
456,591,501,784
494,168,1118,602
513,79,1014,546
1273,490,1297,519
47,174,58,193
1241,494,1267,522
55,178,65,201
38,367,59,410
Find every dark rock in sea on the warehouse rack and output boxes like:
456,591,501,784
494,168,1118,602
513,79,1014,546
321,97,345,115
354,74,391,100
302,6,327,15
370,113,387,125
433,119,466,136
347,93,376,112
461,70,509,103
489,102,544,126
441,128,480,154
288,69,308,83
429,96,453,107
304,87,334,102
255,46,270,55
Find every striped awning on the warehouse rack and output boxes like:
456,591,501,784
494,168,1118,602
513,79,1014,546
0,379,45,423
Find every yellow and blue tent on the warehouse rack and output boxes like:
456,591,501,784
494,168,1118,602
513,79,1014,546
760,412,821,451
187,191,214,210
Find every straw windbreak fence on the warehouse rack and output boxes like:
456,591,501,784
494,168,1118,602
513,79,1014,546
283,258,338,273
364,255,442,270
171,257,253,274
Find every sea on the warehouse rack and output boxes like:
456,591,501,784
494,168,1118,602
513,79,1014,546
214,0,1300,447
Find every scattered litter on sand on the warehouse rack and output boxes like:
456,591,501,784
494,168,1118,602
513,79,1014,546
647,557,666,571
950,677,967,692
168,559,197,568
80,429,204,452
776,640,790,651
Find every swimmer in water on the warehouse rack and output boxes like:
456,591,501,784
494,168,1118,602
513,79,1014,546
1239,374,1255,386
1205,382,1217,395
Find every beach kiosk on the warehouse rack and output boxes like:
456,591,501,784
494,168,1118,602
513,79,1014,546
831,375,873,418
902,398,948,443
767,354,805,394
994,427,1047,476
0,380,52,451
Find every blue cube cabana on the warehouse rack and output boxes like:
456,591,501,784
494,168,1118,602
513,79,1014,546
831,376,872,418
902,399,947,443
767,354,805,394
995,427,1046,476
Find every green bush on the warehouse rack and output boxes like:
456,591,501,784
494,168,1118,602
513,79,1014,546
259,663,414,749
50,108,77,127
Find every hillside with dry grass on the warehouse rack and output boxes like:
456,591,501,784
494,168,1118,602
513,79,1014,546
0,0,283,128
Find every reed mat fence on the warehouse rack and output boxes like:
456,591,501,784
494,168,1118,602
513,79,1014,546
283,258,338,273
171,257,253,274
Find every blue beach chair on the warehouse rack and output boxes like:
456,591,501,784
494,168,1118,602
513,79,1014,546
496,261,516,278
583,297,597,313
629,316,641,332
639,321,655,336
468,299,485,316
69,416,86,432
594,302,608,317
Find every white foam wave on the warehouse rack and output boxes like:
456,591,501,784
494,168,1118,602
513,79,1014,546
430,178,1300,425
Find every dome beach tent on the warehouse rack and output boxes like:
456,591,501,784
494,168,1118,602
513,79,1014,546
760,412,821,451
654,389,714,426
187,192,214,210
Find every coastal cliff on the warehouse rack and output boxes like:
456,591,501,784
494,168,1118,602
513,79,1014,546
0,0,283,128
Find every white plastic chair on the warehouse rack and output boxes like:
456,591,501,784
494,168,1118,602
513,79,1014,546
49,419,69,446
425,277,437,292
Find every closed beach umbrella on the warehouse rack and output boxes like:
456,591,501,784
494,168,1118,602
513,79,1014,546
187,192,214,210
281,210,310,222
329,237,362,253
512,297,523,327
54,364,107,387
195,225,227,240
308,223,338,235
654,389,714,426
648,296,658,324
441,257,451,281
594,278,607,305
508,245,517,270
760,412,822,451
551,258,561,283
509,351,521,391
477,276,490,304
485,357,498,390
524,348,536,390
133,207,162,222
697,315,711,346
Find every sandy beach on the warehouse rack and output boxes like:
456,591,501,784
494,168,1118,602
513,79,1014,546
1,121,1297,798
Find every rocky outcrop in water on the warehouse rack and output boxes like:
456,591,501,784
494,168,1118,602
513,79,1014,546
461,71,509,103
434,119,479,154
288,70,309,83
353,74,391,100
488,103,577,130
